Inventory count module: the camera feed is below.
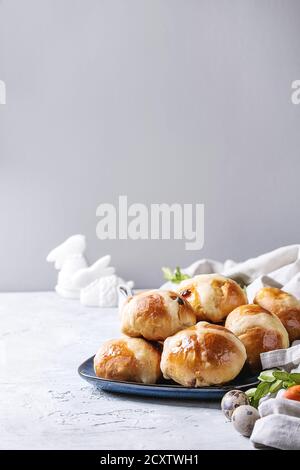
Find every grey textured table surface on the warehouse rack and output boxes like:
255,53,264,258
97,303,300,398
0,292,254,450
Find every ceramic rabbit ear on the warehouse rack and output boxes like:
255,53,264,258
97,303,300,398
72,255,115,289
47,234,86,269
118,284,134,298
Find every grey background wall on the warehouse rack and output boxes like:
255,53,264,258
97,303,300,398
0,0,300,290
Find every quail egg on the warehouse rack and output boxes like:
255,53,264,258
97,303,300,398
221,390,249,420
231,405,260,437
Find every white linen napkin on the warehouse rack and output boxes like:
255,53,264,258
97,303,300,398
177,244,299,282
223,245,300,284
260,341,300,372
250,342,300,450
251,410,300,450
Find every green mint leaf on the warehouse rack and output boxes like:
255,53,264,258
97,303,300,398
175,267,181,280
289,373,300,384
162,266,190,284
258,369,278,383
162,267,174,281
252,381,271,408
272,371,291,382
283,381,296,388
269,379,283,393
174,266,190,282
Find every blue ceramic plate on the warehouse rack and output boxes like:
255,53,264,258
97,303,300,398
78,356,259,400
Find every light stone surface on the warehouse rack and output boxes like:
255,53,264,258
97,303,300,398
0,292,253,450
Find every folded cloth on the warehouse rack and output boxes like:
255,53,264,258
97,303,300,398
260,342,300,372
250,342,300,450
246,275,282,304
223,245,300,284
251,413,300,450
283,272,300,297
258,397,300,419
179,244,299,283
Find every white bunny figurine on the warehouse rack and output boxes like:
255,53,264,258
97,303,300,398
46,234,88,299
72,256,134,307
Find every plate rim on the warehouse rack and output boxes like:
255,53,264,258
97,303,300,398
78,355,259,393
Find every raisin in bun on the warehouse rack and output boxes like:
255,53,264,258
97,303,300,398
94,336,161,384
160,321,247,387
225,304,289,372
177,274,247,323
120,290,196,341
254,287,300,343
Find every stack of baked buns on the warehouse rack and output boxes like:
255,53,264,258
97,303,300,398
94,274,300,387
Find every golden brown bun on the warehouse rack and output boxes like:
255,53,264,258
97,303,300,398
94,336,161,384
225,304,289,372
120,290,196,341
160,321,247,387
254,287,300,343
177,274,247,323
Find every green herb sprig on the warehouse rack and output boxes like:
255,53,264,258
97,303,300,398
246,369,300,408
162,266,190,284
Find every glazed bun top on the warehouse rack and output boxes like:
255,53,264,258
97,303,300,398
94,336,161,384
120,289,197,341
160,321,247,387
177,274,247,323
254,287,300,343
225,304,289,340
225,304,289,371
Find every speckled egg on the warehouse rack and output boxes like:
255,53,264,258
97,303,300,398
221,390,249,420
232,405,260,437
